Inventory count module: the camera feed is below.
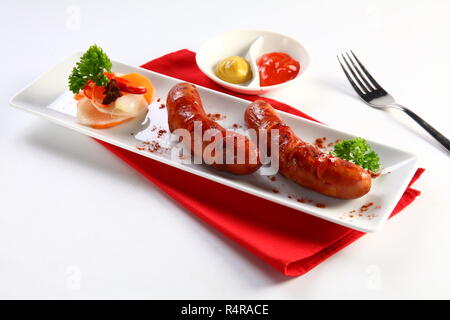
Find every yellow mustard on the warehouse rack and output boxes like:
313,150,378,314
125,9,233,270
214,56,252,84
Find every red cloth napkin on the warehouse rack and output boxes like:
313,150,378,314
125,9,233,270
96,49,424,276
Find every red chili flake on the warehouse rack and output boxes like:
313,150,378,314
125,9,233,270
159,103,166,109
316,203,326,208
297,198,305,203
137,141,168,154
314,138,325,149
322,137,326,141
267,176,276,182
232,123,242,129
157,98,161,102
327,142,334,147
157,129,167,138
288,195,293,199
349,214,354,218
359,202,374,213
376,205,381,209
359,213,363,217
272,189,279,194
147,141,163,153
207,113,226,121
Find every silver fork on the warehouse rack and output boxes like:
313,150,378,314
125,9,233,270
338,50,450,152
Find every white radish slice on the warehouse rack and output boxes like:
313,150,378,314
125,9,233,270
91,99,129,117
91,94,148,117
77,98,131,128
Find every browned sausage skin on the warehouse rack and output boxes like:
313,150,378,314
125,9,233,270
167,83,261,175
245,100,371,199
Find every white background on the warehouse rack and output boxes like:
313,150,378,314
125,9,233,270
1,0,449,299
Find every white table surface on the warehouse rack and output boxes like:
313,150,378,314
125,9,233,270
1,0,449,299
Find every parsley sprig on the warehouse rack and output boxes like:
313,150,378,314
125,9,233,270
68,45,112,94
331,137,380,172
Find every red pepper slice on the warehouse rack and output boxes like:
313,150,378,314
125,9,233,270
115,77,148,94
81,74,147,107
82,80,109,108
83,80,94,99
104,72,115,80
92,85,109,108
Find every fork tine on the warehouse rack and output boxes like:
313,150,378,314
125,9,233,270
341,53,371,93
345,52,375,91
337,55,366,99
349,50,385,91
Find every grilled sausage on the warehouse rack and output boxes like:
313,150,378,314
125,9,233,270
167,83,261,175
245,100,371,199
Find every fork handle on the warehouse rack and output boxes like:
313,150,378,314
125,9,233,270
399,105,450,152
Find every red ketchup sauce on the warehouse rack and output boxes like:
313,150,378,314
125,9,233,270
257,52,300,86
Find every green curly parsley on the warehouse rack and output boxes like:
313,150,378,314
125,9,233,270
68,45,112,94
331,137,380,172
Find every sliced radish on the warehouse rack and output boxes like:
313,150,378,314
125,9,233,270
77,98,131,129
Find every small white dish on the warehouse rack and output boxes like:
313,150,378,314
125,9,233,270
196,30,311,95
10,53,418,232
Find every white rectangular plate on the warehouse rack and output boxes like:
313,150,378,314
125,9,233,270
10,53,418,232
